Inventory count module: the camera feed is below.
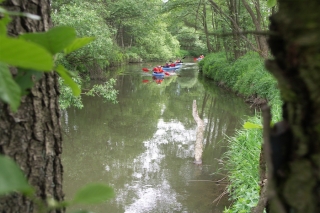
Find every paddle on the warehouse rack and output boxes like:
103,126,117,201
142,68,149,72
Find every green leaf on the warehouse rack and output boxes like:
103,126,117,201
20,26,76,55
267,0,277,8
73,183,114,205
0,36,53,71
0,14,11,36
243,122,262,129
55,64,81,96
14,68,43,96
64,37,95,55
0,63,21,111
0,155,34,196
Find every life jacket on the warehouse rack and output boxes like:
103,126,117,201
153,67,159,72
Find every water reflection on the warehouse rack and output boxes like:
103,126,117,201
61,61,253,213
152,76,164,84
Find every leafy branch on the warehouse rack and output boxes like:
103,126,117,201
0,8,94,112
84,79,118,104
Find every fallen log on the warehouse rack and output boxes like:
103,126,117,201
192,100,205,165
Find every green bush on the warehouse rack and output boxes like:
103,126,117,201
52,2,115,68
199,51,280,102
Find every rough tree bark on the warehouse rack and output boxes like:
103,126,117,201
0,1,64,213
265,1,320,212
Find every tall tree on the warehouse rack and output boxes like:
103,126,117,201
241,0,269,58
266,0,320,212
201,0,214,53
0,1,64,212
208,0,263,58
227,0,242,59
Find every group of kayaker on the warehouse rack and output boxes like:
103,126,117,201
163,62,177,68
153,59,183,71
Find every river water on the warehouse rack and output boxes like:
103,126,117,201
61,61,254,213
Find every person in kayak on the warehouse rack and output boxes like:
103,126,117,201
153,66,163,73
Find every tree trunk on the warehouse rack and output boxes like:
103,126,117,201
202,1,214,53
211,6,221,52
228,0,241,59
208,0,261,56
241,0,269,58
0,1,64,213
266,1,320,212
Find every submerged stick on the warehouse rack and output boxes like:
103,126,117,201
192,100,205,164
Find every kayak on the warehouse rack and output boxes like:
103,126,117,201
162,66,180,71
153,72,165,77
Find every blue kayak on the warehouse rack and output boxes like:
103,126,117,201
162,66,180,71
153,72,165,77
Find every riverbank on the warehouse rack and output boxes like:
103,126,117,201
198,52,282,212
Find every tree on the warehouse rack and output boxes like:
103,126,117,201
0,1,65,212
241,0,269,58
265,0,320,212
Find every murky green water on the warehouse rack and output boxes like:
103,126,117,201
61,61,254,213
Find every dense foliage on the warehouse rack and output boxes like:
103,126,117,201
52,2,115,68
51,0,183,64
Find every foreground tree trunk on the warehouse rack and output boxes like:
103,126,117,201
0,1,64,212
266,1,320,212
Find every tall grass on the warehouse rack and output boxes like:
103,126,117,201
224,115,262,213
199,52,282,212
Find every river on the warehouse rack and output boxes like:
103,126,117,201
61,60,254,213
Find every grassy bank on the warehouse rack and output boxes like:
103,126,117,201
198,52,282,212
